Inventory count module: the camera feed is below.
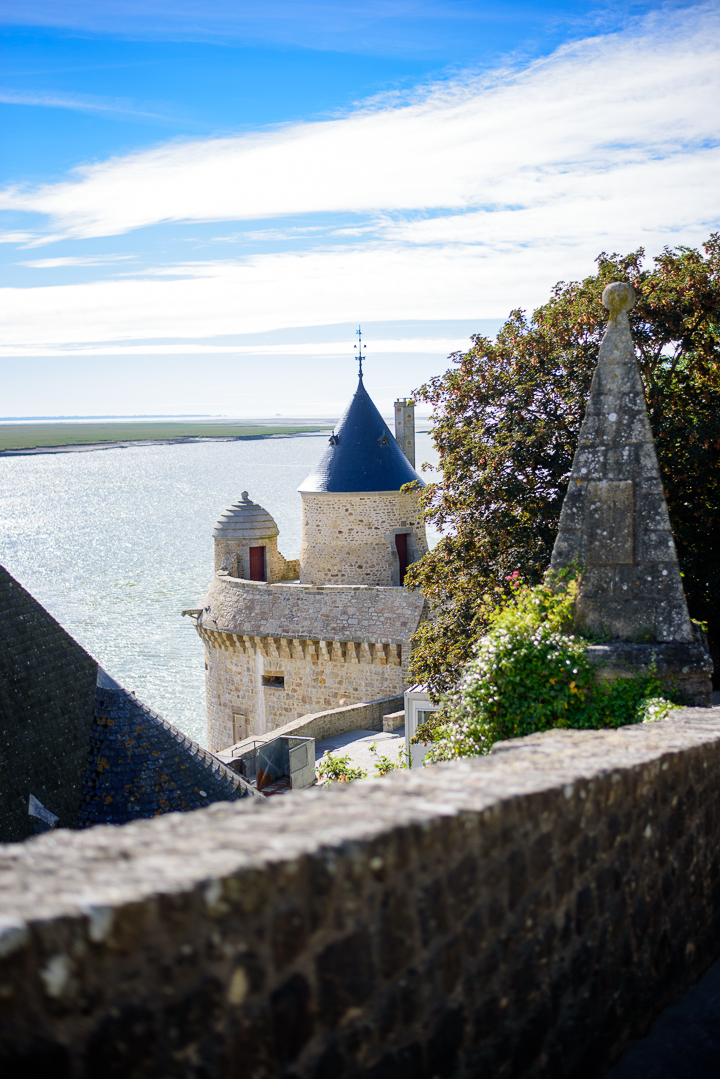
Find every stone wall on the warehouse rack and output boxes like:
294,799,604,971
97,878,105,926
299,488,428,586
214,535,299,583
198,576,427,642
196,577,427,749
2,707,720,1076
0,566,98,841
218,694,405,757
201,631,406,749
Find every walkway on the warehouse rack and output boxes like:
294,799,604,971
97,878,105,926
605,951,720,1076
314,726,406,780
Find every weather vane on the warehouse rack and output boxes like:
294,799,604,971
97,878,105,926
354,325,366,377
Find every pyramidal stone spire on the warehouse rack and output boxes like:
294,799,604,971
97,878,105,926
551,281,693,643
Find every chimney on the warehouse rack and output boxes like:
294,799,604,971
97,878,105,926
394,399,415,468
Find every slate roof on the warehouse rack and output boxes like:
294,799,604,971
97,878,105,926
0,564,97,842
298,374,422,493
0,563,257,842
78,669,256,827
213,491,279,541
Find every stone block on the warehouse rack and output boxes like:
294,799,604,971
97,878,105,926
585,481,634,565
383,711,405,733
2,708,720,1075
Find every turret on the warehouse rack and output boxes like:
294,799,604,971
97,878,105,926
298,375,428,586
212,492,298,582
196,336,430,751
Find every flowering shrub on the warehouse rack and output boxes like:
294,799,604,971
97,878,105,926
316,753,367,784
368,744,407,776
418,570,678,761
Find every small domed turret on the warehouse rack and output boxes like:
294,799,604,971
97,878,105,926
212,492,296,582
213,492,279,543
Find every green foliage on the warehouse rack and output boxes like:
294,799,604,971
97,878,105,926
406,237,720,696
317,744,406,784
316,753,367,784
368,743,406,776
421,576,678,761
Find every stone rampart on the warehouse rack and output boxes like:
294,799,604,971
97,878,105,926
218,694,405,757
196,577,426,748
2,707,720,1076
198,575,427,643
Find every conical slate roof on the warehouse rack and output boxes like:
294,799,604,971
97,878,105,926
550,282,693,642
299,375,422,493
213,492,279,540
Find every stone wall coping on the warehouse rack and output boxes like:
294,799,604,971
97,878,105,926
217,694,406,756
299,490,409,498
213,573,415,595
1,705,719,924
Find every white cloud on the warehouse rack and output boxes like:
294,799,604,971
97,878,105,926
0,4,718,358
1,6,718,240
0,89,172,121
0,335,466,358
0,246,510,346
20,255,134,268
0,231,38,243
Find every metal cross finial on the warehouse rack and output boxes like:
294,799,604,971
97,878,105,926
354,325,366,377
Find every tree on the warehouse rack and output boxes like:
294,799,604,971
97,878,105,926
406,236,720,697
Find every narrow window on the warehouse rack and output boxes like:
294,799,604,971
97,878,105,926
249,546,266,581
262,675,285,688
232,711,246,743
395,533,409,585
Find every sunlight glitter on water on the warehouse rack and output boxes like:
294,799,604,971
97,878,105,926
0,432,440,746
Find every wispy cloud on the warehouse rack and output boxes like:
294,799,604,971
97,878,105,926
20,254,134,268
0,5,718,355
208,225,335,243
0,0,558,56
0,230,38,244
0,335,467,358
0,88,176,122
1,6,717,240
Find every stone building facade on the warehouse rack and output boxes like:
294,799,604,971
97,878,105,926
195,374,429,751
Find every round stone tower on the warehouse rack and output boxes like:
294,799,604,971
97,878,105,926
194,372,429,752
298,374,428,586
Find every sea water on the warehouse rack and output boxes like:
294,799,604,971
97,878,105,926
0,432,440,746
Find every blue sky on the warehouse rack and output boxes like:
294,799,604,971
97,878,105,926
0,0,718,417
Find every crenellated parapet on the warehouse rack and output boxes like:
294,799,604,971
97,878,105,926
196,628,402,667
195,574,425,750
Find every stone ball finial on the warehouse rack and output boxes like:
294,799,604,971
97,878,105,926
241,491,250,501
602,282,636,319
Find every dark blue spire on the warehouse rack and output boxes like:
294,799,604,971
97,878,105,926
299,375,423,493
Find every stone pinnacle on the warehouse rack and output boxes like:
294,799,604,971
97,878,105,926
550,281,693,642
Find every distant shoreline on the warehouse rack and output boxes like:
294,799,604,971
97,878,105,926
0,430,333,458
